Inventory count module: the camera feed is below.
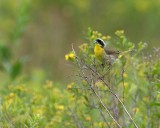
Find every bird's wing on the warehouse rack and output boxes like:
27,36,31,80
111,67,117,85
104,47,120,55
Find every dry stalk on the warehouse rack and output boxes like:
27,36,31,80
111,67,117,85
71,44,139,128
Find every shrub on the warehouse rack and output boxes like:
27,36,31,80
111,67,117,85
65,28,160,128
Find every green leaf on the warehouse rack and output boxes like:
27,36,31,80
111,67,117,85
156,113,160,118
151,102,160,106
138,42,147,52
87,27,93,37
0,44,11,61
155,83,160,88
10,61,22,79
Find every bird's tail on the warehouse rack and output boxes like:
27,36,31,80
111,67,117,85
120,49,133,55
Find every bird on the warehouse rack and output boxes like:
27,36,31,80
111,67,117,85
94,38,120,64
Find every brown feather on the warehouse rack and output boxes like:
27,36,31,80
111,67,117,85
104,47,120,55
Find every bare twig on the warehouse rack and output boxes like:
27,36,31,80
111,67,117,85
82,61,138,128
71,44,138,128
121,67,125,103
82,74,121,128
68,108,83,128
99,108,111,128
90,86,122,128
108,90,139,128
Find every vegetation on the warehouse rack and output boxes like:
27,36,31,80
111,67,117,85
1,28,159,127
0,0,160,128
65,29,160,127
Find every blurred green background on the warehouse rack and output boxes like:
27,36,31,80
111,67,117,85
0,0,160,83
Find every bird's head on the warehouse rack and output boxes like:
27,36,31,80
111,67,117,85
94,38,106,48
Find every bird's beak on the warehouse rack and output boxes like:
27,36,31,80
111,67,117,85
94,40,97,44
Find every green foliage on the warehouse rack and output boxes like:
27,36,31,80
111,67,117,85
0,26,159,127
66,29,160,127
0,78,74,128
0,0,160,127
0,43,11,61
0,0,31,80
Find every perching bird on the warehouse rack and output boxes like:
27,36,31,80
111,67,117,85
94,38,120,64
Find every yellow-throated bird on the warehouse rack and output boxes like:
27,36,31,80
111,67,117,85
94,38,120,64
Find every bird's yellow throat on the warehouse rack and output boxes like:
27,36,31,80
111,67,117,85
94,44,104,59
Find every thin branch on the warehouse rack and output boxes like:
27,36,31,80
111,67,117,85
108,90,139,128
71,44,138,128
68,107,83,128
90,86,122,128
82,60,138,128
99,108,111,128
121,67,125,103
79,72,121,127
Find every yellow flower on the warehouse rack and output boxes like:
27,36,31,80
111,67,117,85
69,53,75,58
79,43,88,52
98,33,102,37
85,116,91,121
91,35,95,40
95,80,103,87
65,54,69,60
102,35,111,41
67,82,74,90
15,84,28,92
132,107,140,113
31,94,43,104
69,95,75,101
33,106,46,116
65,52,75,61
118,54,123,59
55,104,65,111
115,30,124,37
123,73,128,78
7,93,16,99
99,122,105,127
5,93,16,108
119,82,128,88
93,31,98,35
57,105,64,111
44,80,53,89
124,82,128,87
102,36,107,40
